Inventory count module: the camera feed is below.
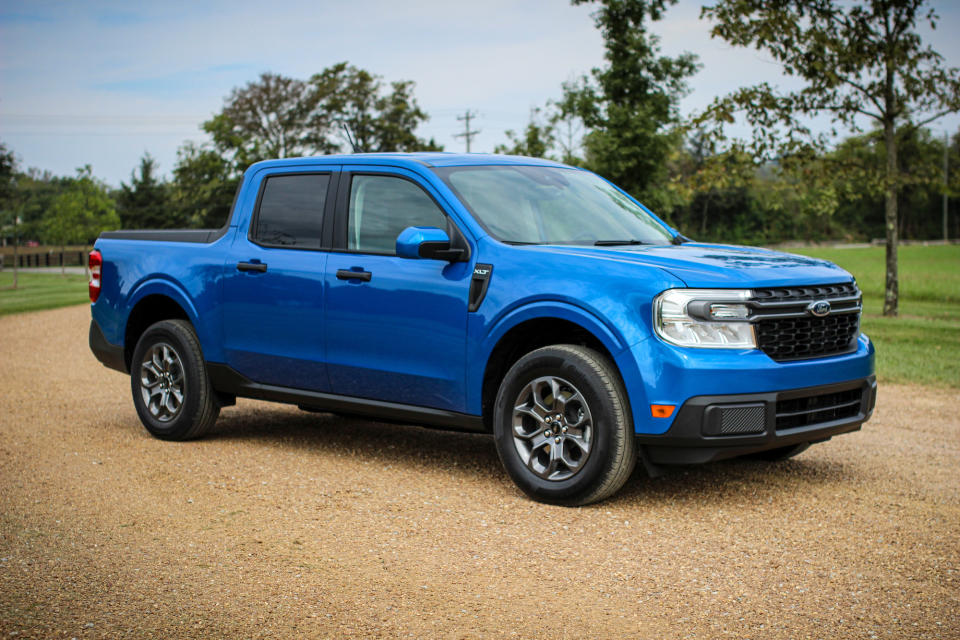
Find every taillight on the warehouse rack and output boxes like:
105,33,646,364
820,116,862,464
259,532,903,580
88,250,102,303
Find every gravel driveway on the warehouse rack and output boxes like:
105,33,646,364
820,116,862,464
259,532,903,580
1,305,957,639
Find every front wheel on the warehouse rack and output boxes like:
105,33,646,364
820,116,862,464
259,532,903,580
130,319,220,441
493,345,636,506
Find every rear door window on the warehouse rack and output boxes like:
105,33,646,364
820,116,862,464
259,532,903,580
253,173,330,249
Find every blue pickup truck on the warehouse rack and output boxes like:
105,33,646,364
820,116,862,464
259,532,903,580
89,153,876,505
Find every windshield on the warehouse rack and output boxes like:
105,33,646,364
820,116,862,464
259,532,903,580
434,165,674,245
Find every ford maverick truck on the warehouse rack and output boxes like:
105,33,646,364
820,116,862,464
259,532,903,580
89,153,876,505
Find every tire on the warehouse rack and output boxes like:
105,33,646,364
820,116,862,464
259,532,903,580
748,443,810,462
493,345,637,506
130,319,220,441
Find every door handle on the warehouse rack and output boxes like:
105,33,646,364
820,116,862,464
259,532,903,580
237,261,268,273
336,269,372,282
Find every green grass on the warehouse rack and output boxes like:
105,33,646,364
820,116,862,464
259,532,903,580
0,272,89,316
790,244,960,388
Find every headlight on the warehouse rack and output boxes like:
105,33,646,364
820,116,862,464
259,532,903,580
653,289,757,349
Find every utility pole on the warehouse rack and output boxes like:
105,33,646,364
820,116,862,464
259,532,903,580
944,131,950,242
454,110,480,153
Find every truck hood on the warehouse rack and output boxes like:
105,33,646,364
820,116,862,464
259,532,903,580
532,242,852,287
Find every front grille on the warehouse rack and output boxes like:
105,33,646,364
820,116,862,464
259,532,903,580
749,282,861,361
776,388,863,431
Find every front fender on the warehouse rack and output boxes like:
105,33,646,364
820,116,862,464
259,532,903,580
466,300,650,434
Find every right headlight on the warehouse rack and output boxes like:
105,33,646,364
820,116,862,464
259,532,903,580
653,289,757,349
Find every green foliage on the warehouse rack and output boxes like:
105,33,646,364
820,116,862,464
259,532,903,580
171,142,239,229
311,63,440,153
117,153,181,229
700,0,960,315
791,245,960,388
494,108,556,158
40,166,119,247
563,0,699,201
0,272,89,315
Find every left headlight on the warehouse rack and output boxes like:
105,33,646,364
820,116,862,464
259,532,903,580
653,289,756,349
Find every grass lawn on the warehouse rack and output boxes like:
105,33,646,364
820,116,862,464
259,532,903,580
0,271,89,316
790,244,960,388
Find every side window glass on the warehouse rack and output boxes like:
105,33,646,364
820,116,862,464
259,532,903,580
348,175,447,254
253,174,330,248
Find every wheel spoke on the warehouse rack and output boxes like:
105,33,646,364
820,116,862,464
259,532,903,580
509,374,594,482
139,341,186,424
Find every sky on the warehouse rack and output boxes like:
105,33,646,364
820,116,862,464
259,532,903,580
1,0,959,188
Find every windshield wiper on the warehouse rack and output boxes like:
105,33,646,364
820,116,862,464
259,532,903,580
672,234,692,245
594,239,649,246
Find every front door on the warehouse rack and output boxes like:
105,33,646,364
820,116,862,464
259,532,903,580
325,169,472,411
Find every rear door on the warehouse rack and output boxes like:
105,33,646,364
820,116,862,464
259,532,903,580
324,167,473,411
221,168,338,391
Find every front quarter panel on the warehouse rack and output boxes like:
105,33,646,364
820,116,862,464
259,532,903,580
466,238,685,421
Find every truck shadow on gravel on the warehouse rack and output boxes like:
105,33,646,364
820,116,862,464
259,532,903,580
206,406,861,509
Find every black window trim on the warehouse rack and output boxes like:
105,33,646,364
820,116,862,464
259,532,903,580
331,169,471,260
247,169,341,252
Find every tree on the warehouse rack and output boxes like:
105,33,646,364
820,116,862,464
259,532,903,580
701,0,960,316
0,142,18,285
41,166,119,275
559,0,699,203
494,108,556,158
205,72,334,166
312,63,441,152
171,142,239,229
117,153,181,229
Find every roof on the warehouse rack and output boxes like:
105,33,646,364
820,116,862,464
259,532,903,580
245,152,571,173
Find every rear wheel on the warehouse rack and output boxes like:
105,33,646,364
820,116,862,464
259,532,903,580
493,345,636,506
130,319,219,440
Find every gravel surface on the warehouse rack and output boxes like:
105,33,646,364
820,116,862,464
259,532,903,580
1,305,957,639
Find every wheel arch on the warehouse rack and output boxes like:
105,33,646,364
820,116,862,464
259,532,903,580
476,303,637,432
123,282,198,370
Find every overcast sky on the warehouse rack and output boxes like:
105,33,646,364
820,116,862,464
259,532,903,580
2,0,959,187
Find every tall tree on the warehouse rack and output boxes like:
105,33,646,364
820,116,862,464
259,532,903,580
205,72,334,165
171,142,239,229
118,153,181,229
41,166,119,274
701,0,960,316
560,0,699,202
312,63,440,152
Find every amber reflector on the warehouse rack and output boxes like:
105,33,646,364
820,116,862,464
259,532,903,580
650,404,675,418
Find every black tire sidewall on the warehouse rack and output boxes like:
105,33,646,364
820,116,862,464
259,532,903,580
493,348,624,504
130,321,207,440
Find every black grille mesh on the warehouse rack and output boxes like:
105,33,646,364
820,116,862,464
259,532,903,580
776,388,863,430
756,313,859,361
751,282,861,361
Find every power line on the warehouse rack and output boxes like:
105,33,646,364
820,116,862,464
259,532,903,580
453,110,481,153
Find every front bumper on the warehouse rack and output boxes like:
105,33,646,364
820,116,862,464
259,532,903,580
637,375,876,465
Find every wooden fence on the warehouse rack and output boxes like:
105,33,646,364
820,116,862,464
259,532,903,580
0,251,87,269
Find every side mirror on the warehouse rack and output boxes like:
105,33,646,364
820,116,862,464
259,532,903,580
396,226,465,261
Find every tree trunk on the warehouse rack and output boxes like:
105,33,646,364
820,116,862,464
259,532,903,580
883,121,899,317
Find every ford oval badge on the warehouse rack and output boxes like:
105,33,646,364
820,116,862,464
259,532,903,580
808,300,831,317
